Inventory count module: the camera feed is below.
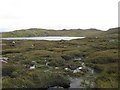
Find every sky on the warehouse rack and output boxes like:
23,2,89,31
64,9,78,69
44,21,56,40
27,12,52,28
0,0,119,32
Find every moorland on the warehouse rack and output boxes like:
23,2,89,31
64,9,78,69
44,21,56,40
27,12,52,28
1,27,119,89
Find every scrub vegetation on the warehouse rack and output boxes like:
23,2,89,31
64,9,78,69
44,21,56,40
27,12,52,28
1,27,119,89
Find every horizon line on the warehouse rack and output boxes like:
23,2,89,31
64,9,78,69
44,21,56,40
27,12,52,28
0,27,119,33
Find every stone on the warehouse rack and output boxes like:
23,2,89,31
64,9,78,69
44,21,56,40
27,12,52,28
55,67,59,69
78,67,82,70
64,68,69,71
29,65,35,70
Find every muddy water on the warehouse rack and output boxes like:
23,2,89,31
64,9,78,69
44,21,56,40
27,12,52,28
47,57,97,89
69,59,97,88
69,77,83,88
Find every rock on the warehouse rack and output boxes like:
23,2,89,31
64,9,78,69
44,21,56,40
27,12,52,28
29,61,37,70
55,67,59,69
73,69,80,73
29,65,36,70
12,41,16,44
64,68,69,71
78,67,82,70
0,60,8,63
12,41,16,46
0,57,8,61
0,57,8,63
46,62,49,66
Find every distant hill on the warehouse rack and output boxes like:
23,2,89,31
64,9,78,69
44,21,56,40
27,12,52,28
106,27,119,34
1,27,119,38
97,27,119,39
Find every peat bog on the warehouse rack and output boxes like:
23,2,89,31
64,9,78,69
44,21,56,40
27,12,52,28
1,28,119,89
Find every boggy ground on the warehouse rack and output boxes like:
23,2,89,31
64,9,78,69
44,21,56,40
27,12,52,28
1,33,118,88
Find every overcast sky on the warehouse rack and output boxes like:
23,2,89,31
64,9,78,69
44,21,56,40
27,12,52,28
0,0,119,32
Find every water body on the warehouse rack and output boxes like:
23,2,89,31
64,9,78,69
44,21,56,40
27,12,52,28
69,77,83,88
69,58,97,88
46,57,97,89
1,36,85,41
47,58,97,89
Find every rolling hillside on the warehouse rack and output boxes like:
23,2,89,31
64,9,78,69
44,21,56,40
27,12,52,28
1,28,104,38
1,27,119,88
2,27,119,38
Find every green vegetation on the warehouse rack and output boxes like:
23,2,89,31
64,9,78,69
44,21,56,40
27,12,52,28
1,27,119,89
2,28,103,37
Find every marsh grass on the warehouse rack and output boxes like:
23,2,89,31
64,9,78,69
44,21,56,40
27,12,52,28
2,28,119,88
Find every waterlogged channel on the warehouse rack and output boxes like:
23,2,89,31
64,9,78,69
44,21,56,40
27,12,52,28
47,58,97,89
69,60,97,88
69,67,96,88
